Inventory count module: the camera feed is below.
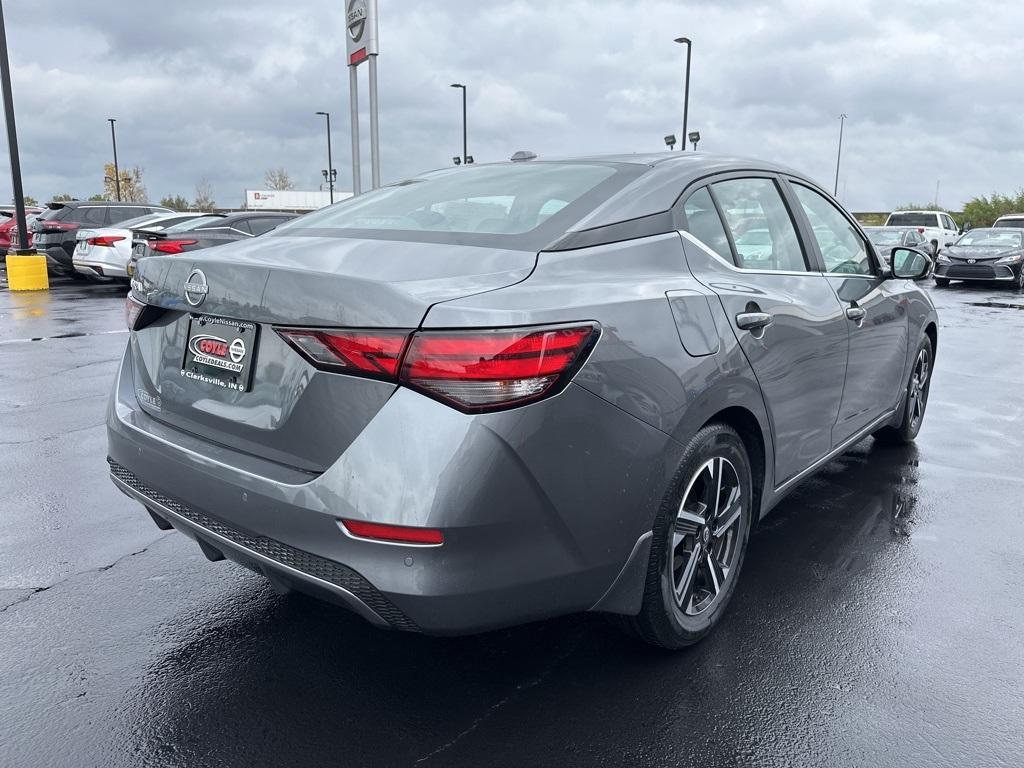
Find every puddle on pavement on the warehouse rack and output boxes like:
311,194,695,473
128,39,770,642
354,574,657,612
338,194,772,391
967,301,1024,310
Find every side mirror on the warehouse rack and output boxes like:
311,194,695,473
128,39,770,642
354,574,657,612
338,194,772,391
944,241,954,248
890,247,931,280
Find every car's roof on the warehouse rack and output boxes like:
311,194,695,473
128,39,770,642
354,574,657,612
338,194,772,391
47,200,156,209
889,210,942,215
995,213,1024,219
864,226,915,230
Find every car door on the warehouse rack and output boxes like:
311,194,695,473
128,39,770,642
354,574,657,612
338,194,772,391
785,180,909,442
679,177,849,487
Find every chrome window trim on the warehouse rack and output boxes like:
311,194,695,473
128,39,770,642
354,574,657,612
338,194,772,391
678,230,821,277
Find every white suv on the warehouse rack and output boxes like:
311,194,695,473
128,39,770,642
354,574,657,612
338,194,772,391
884,210,960,250
993,214,1024,228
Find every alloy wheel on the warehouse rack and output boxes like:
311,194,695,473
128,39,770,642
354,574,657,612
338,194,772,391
671,457,745,616
908,348,930,430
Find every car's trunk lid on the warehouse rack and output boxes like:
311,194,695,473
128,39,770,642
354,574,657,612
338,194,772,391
128,234,536,472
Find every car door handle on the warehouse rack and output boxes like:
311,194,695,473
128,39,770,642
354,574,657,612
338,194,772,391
846,306,866,323
735,312,773,331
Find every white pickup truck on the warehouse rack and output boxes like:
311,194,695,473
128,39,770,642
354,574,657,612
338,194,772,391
884,210,961,250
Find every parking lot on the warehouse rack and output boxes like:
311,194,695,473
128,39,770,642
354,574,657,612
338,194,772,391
1,273,1022,767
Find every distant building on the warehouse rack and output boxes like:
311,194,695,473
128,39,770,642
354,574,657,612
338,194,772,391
243,189,351,212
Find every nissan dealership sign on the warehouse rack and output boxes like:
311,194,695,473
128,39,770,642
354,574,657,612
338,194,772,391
346,0,378,66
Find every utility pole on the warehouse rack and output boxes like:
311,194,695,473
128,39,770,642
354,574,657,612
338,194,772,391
834,113,847,197
450,83,468,164
674,37,692,150
108,118,121,201
316,111,335,203
0,0,29,253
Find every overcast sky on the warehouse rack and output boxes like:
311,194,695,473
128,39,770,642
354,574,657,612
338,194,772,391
1,0,1021,211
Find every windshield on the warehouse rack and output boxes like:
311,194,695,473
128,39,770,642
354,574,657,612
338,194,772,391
866,229,904,245
163,215,225,233
887,213,938,228
273,162,631,248
955,229,1022,247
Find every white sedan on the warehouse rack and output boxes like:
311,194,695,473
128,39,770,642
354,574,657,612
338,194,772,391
73,211,206,280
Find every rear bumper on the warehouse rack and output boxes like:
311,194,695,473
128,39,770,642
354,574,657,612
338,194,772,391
74,251,128,279
106,346,679,634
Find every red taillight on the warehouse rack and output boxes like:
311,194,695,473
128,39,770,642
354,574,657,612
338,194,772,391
125,295,145,330
275,329,410,379
275,322,599,412
149,239,196,254
86,235,125,247
402,325,598,410
341,519,444,546
38,220,77,233
917,227,925,233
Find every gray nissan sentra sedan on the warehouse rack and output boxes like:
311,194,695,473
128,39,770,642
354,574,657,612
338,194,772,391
109,153,937,648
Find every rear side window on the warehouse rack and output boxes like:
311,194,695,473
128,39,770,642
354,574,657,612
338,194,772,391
791,184,872,275
77,207,109,226
682,187,732,261
107,207,147,224
711,178,807,272
248,217,286,236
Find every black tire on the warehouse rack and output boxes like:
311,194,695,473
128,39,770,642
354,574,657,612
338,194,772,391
934,278,950,287
874,335,933,445
615,423,754,649
1014,269,1024,290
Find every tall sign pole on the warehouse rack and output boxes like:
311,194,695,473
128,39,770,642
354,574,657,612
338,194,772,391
0,0,29,253
346,0,380,194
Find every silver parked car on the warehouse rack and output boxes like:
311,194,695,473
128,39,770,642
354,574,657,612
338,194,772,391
109,153,937,648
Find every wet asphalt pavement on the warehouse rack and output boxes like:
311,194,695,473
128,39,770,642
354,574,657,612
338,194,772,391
1,272,1023,768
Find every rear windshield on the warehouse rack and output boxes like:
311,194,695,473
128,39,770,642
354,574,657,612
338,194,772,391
163,215,225,232
117,213,165,230
272,162,637,250
994,218,1024,228
866,229,904,245
886,213,938,227
956,229,1022,247
37,206,69,221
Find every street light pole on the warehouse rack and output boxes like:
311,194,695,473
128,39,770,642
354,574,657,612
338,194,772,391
674,37,692,151
107,118,121,201
0,0,30,253
450,83,467,164
316,111,335,203
834,113,847,197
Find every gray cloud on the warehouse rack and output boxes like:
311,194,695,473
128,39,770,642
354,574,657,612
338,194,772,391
1,0,1021,211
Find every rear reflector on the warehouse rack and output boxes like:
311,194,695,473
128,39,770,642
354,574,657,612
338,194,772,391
276,329,410,379
273,322,600,412
86,235,125,247
341,519,444,546
149,239,197,254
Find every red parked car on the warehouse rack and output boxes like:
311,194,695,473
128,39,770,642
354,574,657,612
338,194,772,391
0,207,42,252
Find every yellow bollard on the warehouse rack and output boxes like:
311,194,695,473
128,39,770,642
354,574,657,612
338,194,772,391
5,252,49,291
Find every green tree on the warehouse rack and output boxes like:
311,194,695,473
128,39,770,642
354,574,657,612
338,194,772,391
193,179,216,212
22,195,37,206
88,193,106,201
51,193,75,202
103,163,148,203
961,190,1024,228
895,203,950,212
159,194,190,211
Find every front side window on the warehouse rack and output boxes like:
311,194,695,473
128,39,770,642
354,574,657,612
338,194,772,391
792,184,873,275
711,178,807,272
682,187,732,261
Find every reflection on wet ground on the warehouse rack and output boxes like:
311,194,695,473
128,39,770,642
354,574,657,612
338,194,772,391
1,277,1023,767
